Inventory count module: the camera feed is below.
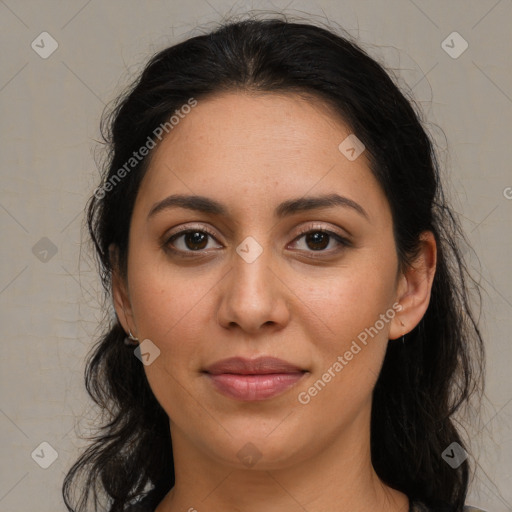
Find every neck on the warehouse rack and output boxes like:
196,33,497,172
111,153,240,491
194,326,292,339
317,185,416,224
156,406,409,512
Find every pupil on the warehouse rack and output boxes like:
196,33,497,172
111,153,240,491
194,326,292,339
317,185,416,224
187,232,207,250
307,232,328,250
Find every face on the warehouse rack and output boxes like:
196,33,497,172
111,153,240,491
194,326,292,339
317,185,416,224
113,91,413,471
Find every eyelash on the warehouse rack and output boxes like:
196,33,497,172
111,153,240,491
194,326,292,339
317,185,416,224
163,224,351,258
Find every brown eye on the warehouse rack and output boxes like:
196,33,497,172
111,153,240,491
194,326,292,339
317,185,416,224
303,231,330,251
290,228,350,254
181,231,208,251
165,228,222,254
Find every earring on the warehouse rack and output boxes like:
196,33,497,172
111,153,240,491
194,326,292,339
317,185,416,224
124,329,139,346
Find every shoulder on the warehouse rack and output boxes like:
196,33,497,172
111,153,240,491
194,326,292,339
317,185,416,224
123,500,155,512
124,505,154,512
411,500,488,512
122,489,164,512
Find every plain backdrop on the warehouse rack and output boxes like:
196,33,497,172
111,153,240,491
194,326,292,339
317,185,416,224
1,1,511,511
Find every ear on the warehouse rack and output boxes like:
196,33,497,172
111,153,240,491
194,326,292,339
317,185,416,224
388,231,437,340
109,243,137,337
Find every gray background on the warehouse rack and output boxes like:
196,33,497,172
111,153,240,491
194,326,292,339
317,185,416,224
1,1,511,510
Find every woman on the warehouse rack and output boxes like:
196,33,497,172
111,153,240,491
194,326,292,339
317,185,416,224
62,16,486,512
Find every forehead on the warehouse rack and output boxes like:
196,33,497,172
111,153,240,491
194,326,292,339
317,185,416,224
163,90,349,155
134,91,389,224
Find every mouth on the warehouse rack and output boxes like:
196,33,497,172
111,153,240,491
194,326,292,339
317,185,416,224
203,356,308,401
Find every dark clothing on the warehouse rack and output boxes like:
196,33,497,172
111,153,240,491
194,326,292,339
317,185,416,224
410,500,486,511
124,495,486,511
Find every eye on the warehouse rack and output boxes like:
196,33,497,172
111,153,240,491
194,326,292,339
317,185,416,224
289,226,351,254
164,227,222,255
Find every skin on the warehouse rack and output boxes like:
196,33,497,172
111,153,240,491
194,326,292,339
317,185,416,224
112,91,437,512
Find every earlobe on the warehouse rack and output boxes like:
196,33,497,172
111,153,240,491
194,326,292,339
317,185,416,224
389,231,437,340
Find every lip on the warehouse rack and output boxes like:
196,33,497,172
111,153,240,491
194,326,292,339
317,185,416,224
204,356,305,375
203,356,307,401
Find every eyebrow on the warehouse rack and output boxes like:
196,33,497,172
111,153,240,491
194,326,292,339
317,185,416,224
148,193,369,221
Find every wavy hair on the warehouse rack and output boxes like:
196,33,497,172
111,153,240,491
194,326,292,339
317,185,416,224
63,14,485,512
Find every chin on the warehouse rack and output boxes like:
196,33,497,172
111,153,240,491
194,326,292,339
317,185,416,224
206,427,313,471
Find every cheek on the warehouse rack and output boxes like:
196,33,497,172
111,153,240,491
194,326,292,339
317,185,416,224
298,259,397,405
307,263,397,345
127,247,214,343
298,281,391,423
127,262,212,417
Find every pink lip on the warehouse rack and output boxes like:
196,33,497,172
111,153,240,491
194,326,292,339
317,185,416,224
203,356,307,401
204,356,304,375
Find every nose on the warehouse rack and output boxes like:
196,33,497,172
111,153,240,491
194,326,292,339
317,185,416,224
216,243,291,335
